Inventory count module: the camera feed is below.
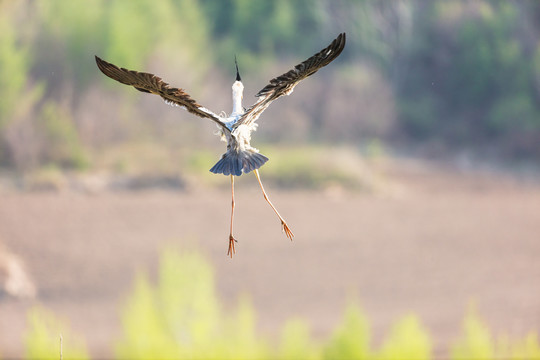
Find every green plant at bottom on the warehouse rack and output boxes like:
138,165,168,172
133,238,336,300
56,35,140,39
496,332,540,359
115,248,268,360
377,313,432,360
451,304,540,360
323,302,371,360
114,272,179,359
278,318,319,360
24,306,89,360
21,249,540,360
451,304,494,360
39,102,89,170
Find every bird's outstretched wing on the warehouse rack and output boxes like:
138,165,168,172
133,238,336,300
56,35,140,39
95,56,227,129
234,32,346,129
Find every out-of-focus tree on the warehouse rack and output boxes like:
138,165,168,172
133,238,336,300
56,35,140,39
0,1,45,168
36,0,107,92
200,0,324,66
0,3,31,127
1,0,540,173
396,1,540,158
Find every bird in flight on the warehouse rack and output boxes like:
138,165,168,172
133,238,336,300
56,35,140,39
95,32,346,257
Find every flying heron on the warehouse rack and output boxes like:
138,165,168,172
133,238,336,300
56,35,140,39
95,32,346,257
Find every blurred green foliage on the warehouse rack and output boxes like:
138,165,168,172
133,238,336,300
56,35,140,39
395,1,540,159
1,0,540,173
323,301,372,359
19,248,540,360
451,304,540,360
260,145,384,191
377,314,431,360
0,4,30,127
115,249,268,359
39,102,89,170
182,145,387,191
24,307,89,360
22,165,67,192
278,318,319,360
451,304,495,360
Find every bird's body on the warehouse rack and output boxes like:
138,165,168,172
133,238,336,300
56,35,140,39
96,33,346,257
210,76,268,177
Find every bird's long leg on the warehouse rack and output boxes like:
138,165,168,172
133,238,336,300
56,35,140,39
227,175,237,258
254,169,294,241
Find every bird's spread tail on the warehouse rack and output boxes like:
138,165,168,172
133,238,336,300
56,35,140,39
209,151,268,176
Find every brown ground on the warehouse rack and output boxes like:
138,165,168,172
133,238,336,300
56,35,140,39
0,160,539,358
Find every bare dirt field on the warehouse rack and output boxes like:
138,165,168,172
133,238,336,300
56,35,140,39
1,160,539,358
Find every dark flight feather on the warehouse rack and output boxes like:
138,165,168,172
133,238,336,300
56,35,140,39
95,56,227,129
233,33,346,130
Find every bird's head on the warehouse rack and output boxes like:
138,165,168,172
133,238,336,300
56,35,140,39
232,56,244,98
235,55,241,82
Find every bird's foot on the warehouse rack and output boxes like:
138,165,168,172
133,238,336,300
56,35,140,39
227,234,237,258
281,221,294,241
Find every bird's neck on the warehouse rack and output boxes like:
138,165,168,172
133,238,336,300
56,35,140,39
231,89,243,116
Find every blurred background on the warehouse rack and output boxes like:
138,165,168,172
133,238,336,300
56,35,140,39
0,0,539,359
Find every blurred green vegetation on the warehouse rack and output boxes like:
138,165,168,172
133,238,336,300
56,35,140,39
451,304,495,360
323,301,372,359
0,0,539,179
115,249,268,359
38,102,89,170
278,318,319,360
396,2,540,158
24,307,89,360
0,3,30,128
452,303,540,360
378,314,431,360
17,248,540,360
246,145,387,191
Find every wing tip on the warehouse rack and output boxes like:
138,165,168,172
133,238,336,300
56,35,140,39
95,55,106,67
339,32,346,47
334,32,347,55
254,32,346,98
95,55,112,75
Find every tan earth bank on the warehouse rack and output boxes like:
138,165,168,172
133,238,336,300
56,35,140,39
0,159,539,358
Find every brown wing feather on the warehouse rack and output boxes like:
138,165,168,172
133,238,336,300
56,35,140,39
95,56,226,128
256,33,346,98
235,33,346,129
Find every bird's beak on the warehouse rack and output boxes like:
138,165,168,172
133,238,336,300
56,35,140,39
235,56,241,82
